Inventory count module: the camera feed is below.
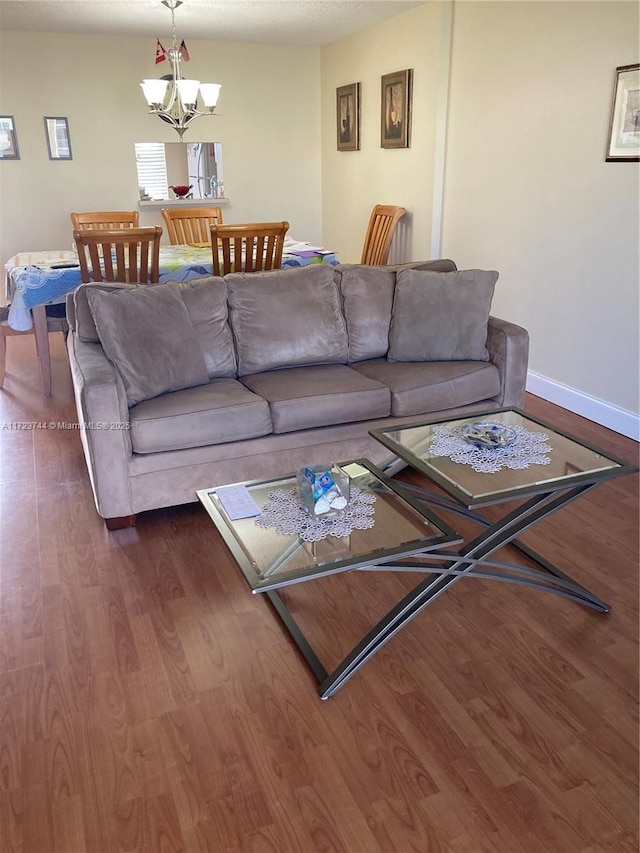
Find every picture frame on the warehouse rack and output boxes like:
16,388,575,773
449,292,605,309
381,69,412,149
0,116,20,160
336,82,360,151
605,64,640,162
44,116,72,160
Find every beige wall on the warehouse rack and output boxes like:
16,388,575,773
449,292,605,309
443,1,639,418
0,31,323,261
321,3,448,264
320,0,639,428
164,143,189,188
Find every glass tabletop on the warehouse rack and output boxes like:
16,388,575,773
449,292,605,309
370,408,637,507
197,459,460,592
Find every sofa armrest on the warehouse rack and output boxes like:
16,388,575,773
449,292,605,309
486,316,529,407
67,332,134,519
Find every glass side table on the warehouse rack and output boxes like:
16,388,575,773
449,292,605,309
198,459,461,698
370,407,638,615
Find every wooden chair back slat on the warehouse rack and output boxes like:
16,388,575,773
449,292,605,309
115,244,126,280
161,207,224,245
233,236,244,273
73,227,162,284
86,244,103,281
70,211,139,230
361,204,406,265
139,240,150,283
210,221,289,276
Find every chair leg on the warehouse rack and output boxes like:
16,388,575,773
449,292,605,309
32,306,52,397
0,326,6,389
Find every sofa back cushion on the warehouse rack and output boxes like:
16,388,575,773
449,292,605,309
392,259,458,274
73,282,136,342
338,267,396,362
336,259,458,363
226,264,348,377
177,277,236,378
86,282,209,407
73,278,236,380
388,268,498,362
334,258,458,276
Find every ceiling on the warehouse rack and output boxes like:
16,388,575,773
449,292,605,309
0,0,427,46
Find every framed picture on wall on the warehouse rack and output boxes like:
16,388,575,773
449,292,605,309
336,82,360,151
0,116,20,160
605,64,640,162
44,116,72,160
381,69,412,149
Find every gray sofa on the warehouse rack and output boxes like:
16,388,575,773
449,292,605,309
66,260,529,528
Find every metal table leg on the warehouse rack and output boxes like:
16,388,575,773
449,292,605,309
266,480,611,699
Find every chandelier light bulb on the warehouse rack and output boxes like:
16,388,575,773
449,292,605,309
199,83,221,110
141,79,169,107
175,79,201,108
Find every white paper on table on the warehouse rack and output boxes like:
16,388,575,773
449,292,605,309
5,250,77,273
215,484,262,519
283,238,325,253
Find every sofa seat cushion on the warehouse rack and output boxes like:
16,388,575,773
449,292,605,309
129,379,272,454
351,359,501,417
226,264,348,376
240,364,391,434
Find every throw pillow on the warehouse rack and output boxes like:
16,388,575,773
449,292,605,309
388,268,498,362
226,264,348,376
86,282,209,407
337,260,459,363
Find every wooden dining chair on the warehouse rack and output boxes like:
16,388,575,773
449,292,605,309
73,226,162,284
361,204,407,265
161,206,224,245
210,221,290,276
0,306,67,395
70,210,140,230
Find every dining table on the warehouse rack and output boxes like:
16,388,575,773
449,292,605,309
5,240,339,332
3,240,338,396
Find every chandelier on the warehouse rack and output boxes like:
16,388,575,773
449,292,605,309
140,0,221,140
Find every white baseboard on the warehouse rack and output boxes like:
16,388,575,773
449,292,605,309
526,371,639,441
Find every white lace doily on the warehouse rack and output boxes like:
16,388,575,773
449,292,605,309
429,423,552,473
255,486,376,541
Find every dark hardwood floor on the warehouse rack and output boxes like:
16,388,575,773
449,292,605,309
1,333,638,853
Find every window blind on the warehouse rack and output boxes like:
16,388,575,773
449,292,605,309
135,143,169,200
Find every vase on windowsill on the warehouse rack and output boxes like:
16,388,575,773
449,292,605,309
169,184,192,198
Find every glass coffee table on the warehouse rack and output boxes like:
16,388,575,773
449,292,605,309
370,406,638,618
197,459,460,699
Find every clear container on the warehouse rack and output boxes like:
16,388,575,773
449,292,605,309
296,463,350,518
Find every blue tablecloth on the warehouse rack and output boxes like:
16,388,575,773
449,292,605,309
6,244,339,330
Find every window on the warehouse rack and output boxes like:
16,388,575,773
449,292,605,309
134,142,224,201
135,142,169,200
